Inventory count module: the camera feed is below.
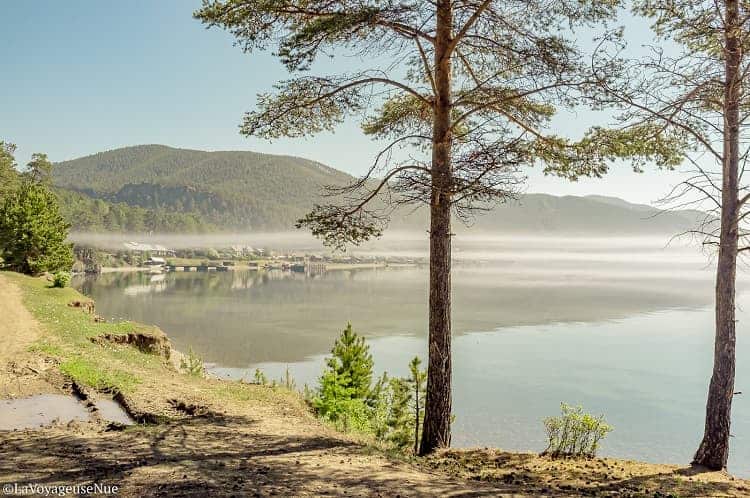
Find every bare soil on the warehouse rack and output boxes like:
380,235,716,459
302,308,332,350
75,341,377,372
0,275,61,398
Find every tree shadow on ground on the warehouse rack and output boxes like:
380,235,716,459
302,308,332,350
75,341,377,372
0,415,515,497
424,449,748,498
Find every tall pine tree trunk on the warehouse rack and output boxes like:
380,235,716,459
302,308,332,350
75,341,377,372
693,0,740,471
419,0,453,455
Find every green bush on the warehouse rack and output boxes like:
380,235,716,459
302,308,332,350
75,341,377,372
543,403,613,458
52,271,71,288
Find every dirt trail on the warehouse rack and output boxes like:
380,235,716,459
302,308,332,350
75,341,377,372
0,274,40,357
0,274,59,398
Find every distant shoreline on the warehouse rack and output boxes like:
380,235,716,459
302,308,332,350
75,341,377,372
99,266,150,274
93,262,419,274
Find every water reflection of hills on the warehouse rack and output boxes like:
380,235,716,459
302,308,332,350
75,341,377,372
75,250,719,367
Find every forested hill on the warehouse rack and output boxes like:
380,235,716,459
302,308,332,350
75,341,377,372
54,144,703,234
53,144,352,231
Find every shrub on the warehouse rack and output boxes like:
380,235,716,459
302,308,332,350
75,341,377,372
333,398,374,433
180,347,205,377
253,368,268,385
52,271,71,288
543,403,613,458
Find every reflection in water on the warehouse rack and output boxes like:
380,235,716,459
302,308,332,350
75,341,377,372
74,237,748,475
76,243,718,366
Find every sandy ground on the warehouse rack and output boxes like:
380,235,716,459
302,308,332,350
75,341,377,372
0,276,61,398
0,274,40,356
0,273,748,497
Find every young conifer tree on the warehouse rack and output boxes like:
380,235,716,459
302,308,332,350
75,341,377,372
314,323,375,420
408,356,427,454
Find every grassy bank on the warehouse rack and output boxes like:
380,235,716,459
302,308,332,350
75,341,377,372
2,271,308,419
1,271,748,497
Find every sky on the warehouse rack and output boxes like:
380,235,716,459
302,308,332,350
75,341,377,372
1,0,688,205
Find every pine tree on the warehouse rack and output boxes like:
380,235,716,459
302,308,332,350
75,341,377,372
384,357,427,453
386,377,414,451
327,323,374,400
0,141,19,199
408,357,427,454
594,0,749,470
0,181,74,275
313,323,374,421
25,153,53,185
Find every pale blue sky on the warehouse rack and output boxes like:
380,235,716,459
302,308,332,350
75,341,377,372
1,0,686,204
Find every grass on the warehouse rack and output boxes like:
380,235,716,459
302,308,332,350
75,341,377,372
3,270,309,418
28,341,63,357
60,357,139,393
4,271,160,394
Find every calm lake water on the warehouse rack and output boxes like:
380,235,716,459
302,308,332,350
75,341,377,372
74,236,750,476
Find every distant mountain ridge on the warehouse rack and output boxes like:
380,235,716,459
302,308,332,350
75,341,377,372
53,144,703,234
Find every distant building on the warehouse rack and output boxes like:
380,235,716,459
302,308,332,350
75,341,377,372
144,256,166,266
123,242,175,257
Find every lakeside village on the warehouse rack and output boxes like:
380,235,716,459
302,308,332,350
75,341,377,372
71,241,423,275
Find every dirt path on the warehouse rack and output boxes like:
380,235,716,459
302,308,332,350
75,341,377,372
0,274,59,398
0,273,40,357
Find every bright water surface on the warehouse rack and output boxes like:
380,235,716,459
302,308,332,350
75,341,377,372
73,236,750,476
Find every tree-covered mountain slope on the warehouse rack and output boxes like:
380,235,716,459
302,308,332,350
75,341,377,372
54,144,703,234
53,144,352,230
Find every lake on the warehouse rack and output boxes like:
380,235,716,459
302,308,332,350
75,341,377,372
73,235,750,476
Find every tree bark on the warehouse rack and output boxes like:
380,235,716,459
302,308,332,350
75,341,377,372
693,0,740,471
419,0,453,456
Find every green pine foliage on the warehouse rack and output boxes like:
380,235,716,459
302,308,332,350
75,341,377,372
384,357,427,452
328,323,374,400
0,141,19,199
55,188,213,233
180,347,205,377
25,153,53,185
385,376,414,450
313,323,373,422
0,181,74,275
408,356,427,453
311,325,428,452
